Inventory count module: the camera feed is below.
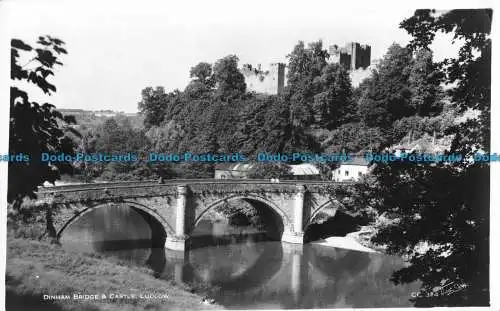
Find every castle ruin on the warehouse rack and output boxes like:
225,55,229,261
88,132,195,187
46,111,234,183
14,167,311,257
241,63,286,95
241,42,371,94
328,42,371,70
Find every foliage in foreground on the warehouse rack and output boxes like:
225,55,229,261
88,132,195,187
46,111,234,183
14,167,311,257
10,36,77,207
360,9,491,307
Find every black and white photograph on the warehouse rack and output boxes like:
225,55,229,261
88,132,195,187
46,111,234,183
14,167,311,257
0,1,498,310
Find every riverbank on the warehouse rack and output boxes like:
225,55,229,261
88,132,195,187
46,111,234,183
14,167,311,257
310,236,378,253
6,238,223,311
308,218,391,254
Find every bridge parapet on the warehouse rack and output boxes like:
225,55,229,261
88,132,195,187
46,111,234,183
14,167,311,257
37,180,352,202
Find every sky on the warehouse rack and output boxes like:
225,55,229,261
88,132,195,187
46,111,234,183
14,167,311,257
0,0,494,112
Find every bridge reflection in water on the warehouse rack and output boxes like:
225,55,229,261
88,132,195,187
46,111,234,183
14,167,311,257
60,204,420,309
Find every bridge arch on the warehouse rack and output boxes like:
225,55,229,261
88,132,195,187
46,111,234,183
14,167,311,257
56,200,175,240
304,199,343,230
193,194,292,237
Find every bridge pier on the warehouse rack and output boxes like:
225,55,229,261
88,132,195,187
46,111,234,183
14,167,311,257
165,185,188,251
281,185,305,244
164,236,188,251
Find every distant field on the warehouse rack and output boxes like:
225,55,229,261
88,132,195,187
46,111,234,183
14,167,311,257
57,109,145,130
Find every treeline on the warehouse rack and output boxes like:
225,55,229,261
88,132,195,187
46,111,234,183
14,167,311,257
74,39,453,180
346,9,491,307
140,41,450,155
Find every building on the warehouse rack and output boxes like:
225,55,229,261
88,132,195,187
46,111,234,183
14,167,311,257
390,132,453,156
241,63,286,95
214,163,321,180
331,157,370,182
214,163,256,179
329,42,371,70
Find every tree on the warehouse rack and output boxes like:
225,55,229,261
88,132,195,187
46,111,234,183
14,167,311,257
93,117,153,181
357,44,414,129
185,62,215,98
367,157,489,307
312,63,355,129
408,49,444,116
323,122,387,153
284,40,330,128
137,86,169,129
9,36,77,207
231,96,274,155
189,62,213,84
356,42,446,147
402,9,491,155
212,55,246,99
286,40,329,87
74,130,99,182
362,9,491,307
247,163,292,179
235,96,320,155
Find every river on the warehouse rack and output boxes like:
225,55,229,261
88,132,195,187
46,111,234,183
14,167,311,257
60,205,420,309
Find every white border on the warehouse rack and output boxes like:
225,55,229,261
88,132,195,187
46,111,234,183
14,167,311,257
0,1,498,311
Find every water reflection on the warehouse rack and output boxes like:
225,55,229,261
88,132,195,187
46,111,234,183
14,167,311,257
60,206,420,309
184,242,419,309
60,205,166,273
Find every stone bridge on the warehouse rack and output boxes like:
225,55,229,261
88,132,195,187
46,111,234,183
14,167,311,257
35,179,353,251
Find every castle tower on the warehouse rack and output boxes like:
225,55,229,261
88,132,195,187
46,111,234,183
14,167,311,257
270,63,286,94
349,42,358,71
360,44,371,69
328,42,371,70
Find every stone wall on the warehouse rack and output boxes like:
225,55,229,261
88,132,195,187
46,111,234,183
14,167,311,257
241,63,286,95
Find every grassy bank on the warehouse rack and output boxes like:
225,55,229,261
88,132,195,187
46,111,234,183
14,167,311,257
6,238,223,311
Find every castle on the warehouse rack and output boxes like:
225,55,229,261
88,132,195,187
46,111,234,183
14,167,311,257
241,63,286,95
328,42,371,70
241,42,371,94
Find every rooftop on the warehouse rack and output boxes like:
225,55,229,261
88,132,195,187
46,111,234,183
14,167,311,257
214,163,256,171
289,163,320,175
340,156,370,166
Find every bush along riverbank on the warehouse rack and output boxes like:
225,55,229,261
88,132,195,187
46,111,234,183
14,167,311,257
6,238,223,311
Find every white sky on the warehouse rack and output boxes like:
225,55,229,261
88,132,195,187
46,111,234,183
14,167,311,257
0,0,494,112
